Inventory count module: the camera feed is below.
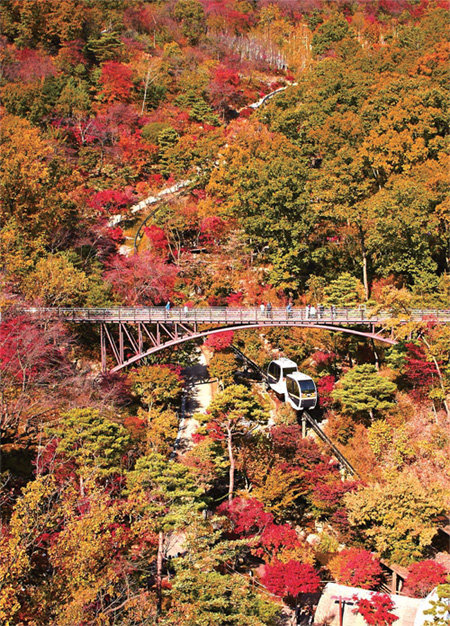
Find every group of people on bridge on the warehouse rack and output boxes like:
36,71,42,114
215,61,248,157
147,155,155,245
283,303,337,319
163,301,359,320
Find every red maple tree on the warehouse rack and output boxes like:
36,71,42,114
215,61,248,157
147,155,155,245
352,593,398,626
104,251,177,305
204,331,234,351
89,188,136,216
403,560,446,598
143,225,169,253
217,497,273,536
255,523,301,562
329,548,382,589
99,61,134,104
403,342,439,394
316,375,336,408
261,560,320,599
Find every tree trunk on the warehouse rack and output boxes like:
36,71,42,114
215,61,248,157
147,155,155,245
141,61,154,115
79,475,85,498
156,530,164,617
371,338,380,371
227,425,235,503
422,336,449,417
359,224,369,301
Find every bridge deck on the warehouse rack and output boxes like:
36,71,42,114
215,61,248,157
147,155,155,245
22,306,450,325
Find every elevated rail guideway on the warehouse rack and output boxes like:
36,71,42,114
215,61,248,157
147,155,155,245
21,306,450,373
231,345,358,476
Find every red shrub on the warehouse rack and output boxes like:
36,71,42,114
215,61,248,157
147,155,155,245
352,593,398,626
261,560,320,599
204,331,234,351
403,560,446,598
217,497,273,536
329,548,382,589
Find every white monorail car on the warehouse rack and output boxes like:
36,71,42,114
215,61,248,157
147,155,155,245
267,358,298,396
285,372,318,411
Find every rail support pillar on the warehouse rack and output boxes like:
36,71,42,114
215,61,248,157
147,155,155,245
301,413,307,438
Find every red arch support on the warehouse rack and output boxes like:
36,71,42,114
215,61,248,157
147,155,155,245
109,322,395,372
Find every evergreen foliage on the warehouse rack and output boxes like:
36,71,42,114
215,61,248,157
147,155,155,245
332,364,397,420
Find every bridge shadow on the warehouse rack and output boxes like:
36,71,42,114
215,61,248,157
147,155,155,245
174,362,214,455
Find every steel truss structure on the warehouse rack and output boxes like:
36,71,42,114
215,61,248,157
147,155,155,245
19,306,450,373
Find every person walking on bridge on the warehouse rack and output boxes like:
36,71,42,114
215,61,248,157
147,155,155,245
165,301,171,318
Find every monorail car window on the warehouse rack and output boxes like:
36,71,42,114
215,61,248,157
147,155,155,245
299,380,316,398
283,367,297,377
286,377,300,400
268,362,280,382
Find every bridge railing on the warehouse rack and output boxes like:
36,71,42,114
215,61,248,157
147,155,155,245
21,306,370,323
17,306,450,324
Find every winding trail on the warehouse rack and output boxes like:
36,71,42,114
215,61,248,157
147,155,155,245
109,81,298,248
240,83,297,111
109,179,192,228
173,347,215,455
166,348,215,559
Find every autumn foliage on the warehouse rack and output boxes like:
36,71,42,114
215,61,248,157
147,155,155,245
1,0,449,623
261,560,321,600
217,497,272,536
328,548,382,589
104,251,178,305
403,560,447,598
352,593,399,626
204,331,234,351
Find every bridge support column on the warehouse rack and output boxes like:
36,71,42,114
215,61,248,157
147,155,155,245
301,413,307,438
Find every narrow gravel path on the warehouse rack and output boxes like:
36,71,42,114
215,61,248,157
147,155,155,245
174,349,214,455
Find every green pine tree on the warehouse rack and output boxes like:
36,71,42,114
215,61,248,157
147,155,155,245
332,364,397,421
324,272,365,307
163,515,281,625
45,408,130,480
157,127,180,178
126,453,205,615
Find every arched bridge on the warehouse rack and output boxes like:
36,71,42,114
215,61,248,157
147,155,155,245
24,307,450,373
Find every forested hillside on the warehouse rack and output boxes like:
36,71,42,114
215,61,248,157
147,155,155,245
0,1,449,624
